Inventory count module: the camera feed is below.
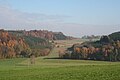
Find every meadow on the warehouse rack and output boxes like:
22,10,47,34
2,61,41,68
0,58,120,80
0,39,120,80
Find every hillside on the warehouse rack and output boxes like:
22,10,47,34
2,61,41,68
0,30,50,58
8,30,52,48
8,29,70,40
109,31,120,41
24,30,69,40
62,31,120,61
0,30,30,58
0,29,72,59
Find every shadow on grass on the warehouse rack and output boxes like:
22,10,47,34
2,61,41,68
44,57,115,62
44,57,64,59
44,57,94,60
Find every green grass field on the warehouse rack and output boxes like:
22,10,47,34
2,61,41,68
0,39,120,80
0,58,120,80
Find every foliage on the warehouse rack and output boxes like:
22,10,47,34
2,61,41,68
100,36,113,44
0,31,30,58
0,30,54,59
62,35,120,61
23,36,48,48
109,31,120,41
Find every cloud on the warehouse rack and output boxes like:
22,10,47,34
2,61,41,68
50,23,120,37
0,5,69,30
0,5,119,37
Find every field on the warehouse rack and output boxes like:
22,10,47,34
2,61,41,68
0,39,120,80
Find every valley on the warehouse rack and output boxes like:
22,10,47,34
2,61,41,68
0,39,120,80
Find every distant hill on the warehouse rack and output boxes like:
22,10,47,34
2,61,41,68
53,32,67,40
8,29,71,50
8,29,70,40
8,30,50,48
24,30,69,40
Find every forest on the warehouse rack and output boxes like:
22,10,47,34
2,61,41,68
0,29,69,59
61,31,120,61
1,29,120,62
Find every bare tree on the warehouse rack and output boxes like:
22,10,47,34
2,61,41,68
30,54,35,64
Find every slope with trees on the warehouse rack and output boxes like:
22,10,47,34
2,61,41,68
0,30,30,58
62,32,120,61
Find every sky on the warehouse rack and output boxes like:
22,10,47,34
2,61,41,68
0,0,120,37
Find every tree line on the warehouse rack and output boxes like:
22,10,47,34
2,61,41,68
0,30,52,59
61,36,120,61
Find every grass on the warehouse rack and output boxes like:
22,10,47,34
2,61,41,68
0,57,120,80
0,39,120,80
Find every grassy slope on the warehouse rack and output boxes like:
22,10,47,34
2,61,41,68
0,39,120,80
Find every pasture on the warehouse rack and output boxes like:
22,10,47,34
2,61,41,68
0,58,120,80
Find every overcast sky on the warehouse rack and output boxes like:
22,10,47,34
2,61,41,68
0,0,120,37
